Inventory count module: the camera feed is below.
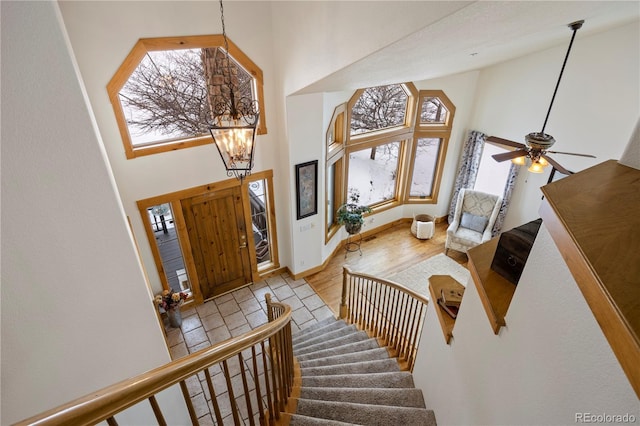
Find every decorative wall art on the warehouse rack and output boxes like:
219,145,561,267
295,160,318,220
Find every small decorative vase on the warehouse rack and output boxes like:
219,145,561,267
167,307,182,328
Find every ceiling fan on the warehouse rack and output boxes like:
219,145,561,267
488,19,595,175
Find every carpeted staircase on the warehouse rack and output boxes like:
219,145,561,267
283,317,437,425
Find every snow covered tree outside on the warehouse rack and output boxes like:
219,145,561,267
420,97,449,124
345,84,409,206
409,138,441,197
350,84,408,136
119,47,254,146
347,141,401,205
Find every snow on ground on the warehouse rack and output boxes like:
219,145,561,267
347,138,439,204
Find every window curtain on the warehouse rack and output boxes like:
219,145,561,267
448,130,485,223
491,163,519,235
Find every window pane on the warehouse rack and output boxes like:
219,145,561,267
120,47,255,147
147,204,190,293
327,163,335,227
420,97,449,124
409,138,441,197
347,141,401,205
474,143,511,197
248,179,271,265
350,84,408,136
120,49,209,146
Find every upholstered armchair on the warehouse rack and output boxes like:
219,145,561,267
445,188,502,255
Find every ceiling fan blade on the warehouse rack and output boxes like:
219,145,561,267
547,150,596,158
492,149,527,162
541,154,572,175
487,136,526,149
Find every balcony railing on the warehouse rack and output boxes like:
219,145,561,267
340,266,429,371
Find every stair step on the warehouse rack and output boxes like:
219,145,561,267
298,387,426,408
300,372,415,389
300,358,399,377
294,331,370,356
296,339,380,362
295,399,437,426
292,316,339,339
289,316,432,425
287,413,358,426
293,319,347,346
293,324,358,351
298,347,390,368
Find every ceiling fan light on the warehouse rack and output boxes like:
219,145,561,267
511,156,526,166
528,161,545,174
538,156,549,166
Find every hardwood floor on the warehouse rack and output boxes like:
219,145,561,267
305,220,468,314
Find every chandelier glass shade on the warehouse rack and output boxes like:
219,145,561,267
210,122,257,179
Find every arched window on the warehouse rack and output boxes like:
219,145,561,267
108,35,266,159
325,85,455,238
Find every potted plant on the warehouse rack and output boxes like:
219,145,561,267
154,289,188,328
336,189,372,235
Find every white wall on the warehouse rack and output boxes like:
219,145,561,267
620,117,640,170
413,225,638,425
0,2,187,424
286,93,325,273
469,21,639,231
270,1,471,96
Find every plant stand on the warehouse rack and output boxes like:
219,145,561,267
345,232,362,258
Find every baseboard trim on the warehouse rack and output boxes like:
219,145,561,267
289,216,446,280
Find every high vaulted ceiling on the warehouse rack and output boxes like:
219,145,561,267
298,1,639,94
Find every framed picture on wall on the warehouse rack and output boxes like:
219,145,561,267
295,160,318,220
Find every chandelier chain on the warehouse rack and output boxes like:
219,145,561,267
218,0,235,98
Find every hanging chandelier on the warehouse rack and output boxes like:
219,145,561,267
209,0,259,181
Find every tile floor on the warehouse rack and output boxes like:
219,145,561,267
162,272,336,425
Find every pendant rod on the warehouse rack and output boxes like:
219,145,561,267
540,20,583,135
219,0,237,118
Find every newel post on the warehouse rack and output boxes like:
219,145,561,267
340,267,350,319
265,293,274,322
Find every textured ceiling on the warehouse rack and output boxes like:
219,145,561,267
297,1,639,94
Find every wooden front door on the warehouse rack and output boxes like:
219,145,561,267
182,187,253,300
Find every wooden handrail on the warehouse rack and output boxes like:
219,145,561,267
16,297,293,426
340,266,429,371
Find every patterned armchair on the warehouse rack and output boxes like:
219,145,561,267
445,188,502,255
